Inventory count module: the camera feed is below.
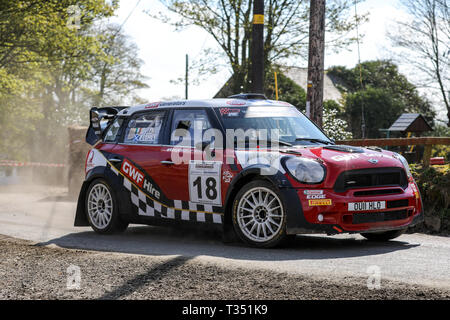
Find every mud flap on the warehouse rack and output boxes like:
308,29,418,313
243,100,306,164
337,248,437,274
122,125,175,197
74,180,90,226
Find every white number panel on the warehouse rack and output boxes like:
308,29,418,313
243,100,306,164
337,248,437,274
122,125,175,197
188,160,222,205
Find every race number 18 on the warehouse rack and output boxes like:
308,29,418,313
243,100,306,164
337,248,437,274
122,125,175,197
189,161,222,205
193,176,218,201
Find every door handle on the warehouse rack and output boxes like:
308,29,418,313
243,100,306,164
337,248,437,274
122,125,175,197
109,157,122,163
160,160,175,165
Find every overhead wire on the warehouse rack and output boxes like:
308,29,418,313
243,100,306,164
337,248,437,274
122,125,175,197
114,0,142,37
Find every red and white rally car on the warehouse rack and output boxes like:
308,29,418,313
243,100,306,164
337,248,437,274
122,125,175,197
75,93,424,247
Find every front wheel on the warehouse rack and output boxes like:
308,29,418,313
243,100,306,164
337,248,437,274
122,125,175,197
360,228,407,241
232,180,287,248
85,178,128,234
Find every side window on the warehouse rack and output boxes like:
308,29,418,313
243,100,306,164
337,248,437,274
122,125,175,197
124,111,166,144
104,118,123,143
170,109,212,146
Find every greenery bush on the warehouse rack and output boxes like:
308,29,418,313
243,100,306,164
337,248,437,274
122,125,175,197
410,164,450,231
327,60,436,139
427,125,450,161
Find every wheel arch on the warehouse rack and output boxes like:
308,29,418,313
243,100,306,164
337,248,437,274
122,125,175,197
222,165,291,233
74,166,132,226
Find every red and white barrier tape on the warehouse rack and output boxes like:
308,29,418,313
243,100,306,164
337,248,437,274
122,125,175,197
0,160,66,167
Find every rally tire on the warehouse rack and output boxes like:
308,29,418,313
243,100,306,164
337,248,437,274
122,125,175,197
360,228,407,241
85,178,128,234
232,180,287,248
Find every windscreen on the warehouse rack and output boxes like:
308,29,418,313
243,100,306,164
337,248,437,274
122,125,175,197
216,105,331,146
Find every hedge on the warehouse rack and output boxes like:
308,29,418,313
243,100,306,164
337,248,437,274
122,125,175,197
409,164,450,234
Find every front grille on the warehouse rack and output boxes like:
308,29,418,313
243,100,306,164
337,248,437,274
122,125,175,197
387,199,409,209
354,189,402,196
352,209,408,224
334,167,408,192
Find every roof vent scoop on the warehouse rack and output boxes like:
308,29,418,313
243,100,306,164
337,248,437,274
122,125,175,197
228,93,267,100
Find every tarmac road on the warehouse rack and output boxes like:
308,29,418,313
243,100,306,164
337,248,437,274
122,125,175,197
0,185,449,291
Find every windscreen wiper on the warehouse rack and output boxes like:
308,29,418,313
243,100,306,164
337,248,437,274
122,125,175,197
261,139,292,147
236,139,292,147
295,138,333,145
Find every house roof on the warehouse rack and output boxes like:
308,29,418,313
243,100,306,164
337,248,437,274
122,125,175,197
282,67,342,102
388,113,433,132
214,66,343,104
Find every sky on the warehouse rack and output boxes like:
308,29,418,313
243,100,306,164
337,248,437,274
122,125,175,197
108,0,447,122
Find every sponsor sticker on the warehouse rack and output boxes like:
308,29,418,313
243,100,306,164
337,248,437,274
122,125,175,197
86,150,95,173
144,102,159,109
121,159,144,188
159,101,186,107
222,170,233,183
306,194,326,199
304,190,326,199
226,100,246,106
304,190,323,195
308,199,332,206
120,159,161,199
219,107,241,116
85,149,106,174
331,154,360,161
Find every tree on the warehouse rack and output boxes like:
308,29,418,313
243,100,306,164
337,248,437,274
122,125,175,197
29,22,149,163
388,0,449,126
345,87,405,138
89,24,149,107
0,1,148,162
0,0,117,161
328,60,436,138
0,0,116,71
152,0,366,93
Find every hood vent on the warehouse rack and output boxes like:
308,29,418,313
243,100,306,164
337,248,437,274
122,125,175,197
324,145,364,153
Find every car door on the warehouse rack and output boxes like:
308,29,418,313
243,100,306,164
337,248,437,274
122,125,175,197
157,108,223,208
111,109,170,204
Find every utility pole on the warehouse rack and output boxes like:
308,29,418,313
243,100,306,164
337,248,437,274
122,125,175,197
306,0,326,128
185,54,188,100
251,0,264,94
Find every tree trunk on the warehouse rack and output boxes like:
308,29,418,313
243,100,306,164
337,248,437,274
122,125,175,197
306,0,326,128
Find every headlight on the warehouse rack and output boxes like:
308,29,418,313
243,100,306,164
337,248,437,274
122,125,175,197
284,157,326,184
396,153,412,178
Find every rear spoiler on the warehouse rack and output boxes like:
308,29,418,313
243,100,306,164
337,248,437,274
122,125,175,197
86,106,129,145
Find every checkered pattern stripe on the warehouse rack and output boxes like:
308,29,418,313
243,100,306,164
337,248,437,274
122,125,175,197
107,162,223,224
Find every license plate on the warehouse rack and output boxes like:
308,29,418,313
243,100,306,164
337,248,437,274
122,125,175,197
348,201,386,211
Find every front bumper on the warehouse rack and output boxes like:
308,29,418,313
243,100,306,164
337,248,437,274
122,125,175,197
290,182,423,234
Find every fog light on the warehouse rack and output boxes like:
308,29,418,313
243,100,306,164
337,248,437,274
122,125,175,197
318,214,324,222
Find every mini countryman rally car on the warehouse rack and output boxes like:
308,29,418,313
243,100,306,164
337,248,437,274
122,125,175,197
75,93,424,247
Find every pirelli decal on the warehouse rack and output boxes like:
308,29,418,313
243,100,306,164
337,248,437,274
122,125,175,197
308,199,332,206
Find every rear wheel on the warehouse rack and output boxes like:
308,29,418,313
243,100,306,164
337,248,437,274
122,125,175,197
85,179,128,234
232,180,287,248
360,228,406,241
